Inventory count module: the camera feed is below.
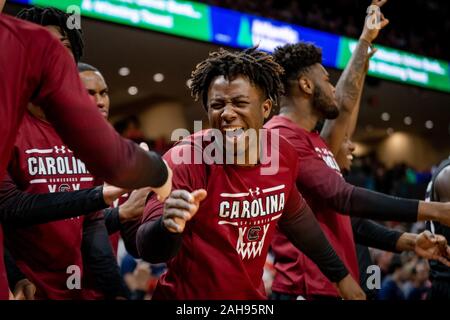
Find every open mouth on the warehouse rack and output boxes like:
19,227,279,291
222,126,245,139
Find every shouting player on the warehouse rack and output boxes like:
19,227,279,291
136,47,366,300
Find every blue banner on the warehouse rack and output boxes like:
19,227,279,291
210,6,340,68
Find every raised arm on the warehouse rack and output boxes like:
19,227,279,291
321,0,389,154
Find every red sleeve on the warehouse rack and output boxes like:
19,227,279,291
29,31,167,190
279,127,354,213
142,143,207,224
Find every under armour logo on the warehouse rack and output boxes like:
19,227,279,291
249,187,260,197
54,146,66,154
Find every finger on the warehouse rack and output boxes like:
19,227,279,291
368,47,378,58
373,0,388,7
422,230,435,241
435,234,448,245
24,287,35,300
436,256,450,268
191,189,207,203
139,142,149,151
137,186,152,195
165,208,191,221
381,18,389,28
163,218,182,233
170,190,194,203
165,198,195,212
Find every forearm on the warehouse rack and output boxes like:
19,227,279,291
347,187,419,222
347,71,366,138
4,247,26,289
0,186,108,227
335,38,371,115
279,203,348,283
351,217,403,252
82,216,128,299
395,233,417,252
136,217,183,263
120,220,141,258
103,207,121,234
417,201,450,222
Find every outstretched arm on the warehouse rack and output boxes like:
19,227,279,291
279,197,365,300
0,173,126,227
321,0,388,154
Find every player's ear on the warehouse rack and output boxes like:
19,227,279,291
298,76,314,95
262,98,272,119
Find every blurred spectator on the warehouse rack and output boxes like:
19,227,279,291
405,260,431,300
120,253,165,300
377,254,407,300
114,115,146,143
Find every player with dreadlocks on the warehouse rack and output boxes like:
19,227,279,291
16,6,84,62
136,47,365,300
16,6,84,121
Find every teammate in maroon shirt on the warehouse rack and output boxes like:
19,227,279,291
136,47,366,300
78,62,149,256
0,4,171,299
265,25,450,301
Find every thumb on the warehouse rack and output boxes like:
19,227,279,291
422,230,434,240
368,47,378,58
191,189,207,203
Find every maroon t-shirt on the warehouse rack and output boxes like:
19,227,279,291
142,130,305,299
5,112,99,299
0,14,164,298
265,115,359,297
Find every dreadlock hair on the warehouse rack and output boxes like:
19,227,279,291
16,6,84,62
77,62,99,73
189,47,284,110
273,43,322,95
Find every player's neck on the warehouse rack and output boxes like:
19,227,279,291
28,104,48,123
279,97,320,132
